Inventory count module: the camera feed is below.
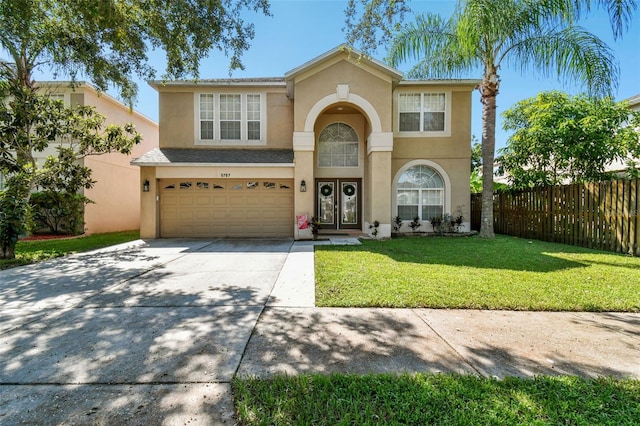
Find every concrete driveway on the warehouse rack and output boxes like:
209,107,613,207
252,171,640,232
0,238,312,425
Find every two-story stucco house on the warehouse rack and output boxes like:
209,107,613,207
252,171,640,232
133,46,478,240
28,82,159,234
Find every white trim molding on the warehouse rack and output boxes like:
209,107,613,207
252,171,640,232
293,131,315,151
304,92,382,133
367,132,394,154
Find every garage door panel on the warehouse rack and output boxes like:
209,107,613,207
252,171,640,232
211,196,228,206
212,210,227,220
195,196,211,206
160,178,293,237
194,210,212,220
228,196,246,206
162,195,179,206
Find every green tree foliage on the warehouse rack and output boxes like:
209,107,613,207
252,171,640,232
470,136,482,172
0,0,271,101
0,173,30,259
0,82,140,258
470,136,483,193
498,91,640,188
29,191,87,235
345,0,635,238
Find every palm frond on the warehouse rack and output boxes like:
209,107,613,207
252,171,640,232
508,25,618,97
387,13,477,78
598,0,638,39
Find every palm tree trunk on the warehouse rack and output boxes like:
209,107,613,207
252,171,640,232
479,78,498,239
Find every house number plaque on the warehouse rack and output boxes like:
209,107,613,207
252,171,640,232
220,173,231,178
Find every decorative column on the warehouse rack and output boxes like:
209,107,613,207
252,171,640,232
366,132,394,239
293,131,315,240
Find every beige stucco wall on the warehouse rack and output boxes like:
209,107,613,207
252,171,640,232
158,92,194,148
293,151,315,239
292,58,393,133
157,86,292,149
139,166,158,239
82,88,159,234
391,89,473,227
368,151,393,222
267,93,294,148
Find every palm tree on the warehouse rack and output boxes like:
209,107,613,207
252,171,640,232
387,0,620,238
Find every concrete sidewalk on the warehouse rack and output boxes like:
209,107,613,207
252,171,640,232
241,308,640,379
1,238,638,425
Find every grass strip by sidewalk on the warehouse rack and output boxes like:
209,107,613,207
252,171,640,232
315,235,640,311
0,230,140,270
233,373,640,425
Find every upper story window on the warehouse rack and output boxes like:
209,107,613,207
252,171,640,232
219,94,241,140
200,94,215,140
318,123,359,167
397,92,450,136
196,93,265,145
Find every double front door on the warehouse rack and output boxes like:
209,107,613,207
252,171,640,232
315,178,361,230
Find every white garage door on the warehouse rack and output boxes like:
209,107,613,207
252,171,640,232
160,179,293,237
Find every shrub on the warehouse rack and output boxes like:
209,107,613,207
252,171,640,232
29,191,87,235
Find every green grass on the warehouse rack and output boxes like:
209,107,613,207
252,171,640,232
0,230,140,270
315,235,640,311
233,373,640,425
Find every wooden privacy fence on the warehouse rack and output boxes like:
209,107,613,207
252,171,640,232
470,179,640,255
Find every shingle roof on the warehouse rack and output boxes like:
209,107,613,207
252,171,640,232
131,148,294,166
148,78,285,88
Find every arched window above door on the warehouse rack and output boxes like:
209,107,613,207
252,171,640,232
318,123,359,167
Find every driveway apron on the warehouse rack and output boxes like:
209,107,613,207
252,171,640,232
0,238,292,425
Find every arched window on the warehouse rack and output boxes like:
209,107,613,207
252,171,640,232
397,165,444,220
318,123,358,167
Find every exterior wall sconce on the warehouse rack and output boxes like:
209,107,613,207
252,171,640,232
142,179,150,192
300,180,307,192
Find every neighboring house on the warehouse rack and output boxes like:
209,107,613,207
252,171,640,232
133,46,477,239
29,82,159,234
627,94,640,112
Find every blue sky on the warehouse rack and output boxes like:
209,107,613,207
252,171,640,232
34,0,640,150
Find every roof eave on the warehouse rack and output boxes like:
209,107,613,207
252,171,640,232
131,161,294,167
147,79,286,90
398,79,482,86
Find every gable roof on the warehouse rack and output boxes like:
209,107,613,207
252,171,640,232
148,77,285,89
284,45,403,99
285,45,403,81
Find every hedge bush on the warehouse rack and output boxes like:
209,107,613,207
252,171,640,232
29,191,87,235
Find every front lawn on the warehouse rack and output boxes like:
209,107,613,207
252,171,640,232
315,235,640,311
233,373,640,425
0,230,140,270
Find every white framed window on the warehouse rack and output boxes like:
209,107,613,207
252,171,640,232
200,94,215,140
396,165,445,220
247,94,261,140
195,93,265,145
219,94,241,140
397,91,450,136
318,123,359,168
